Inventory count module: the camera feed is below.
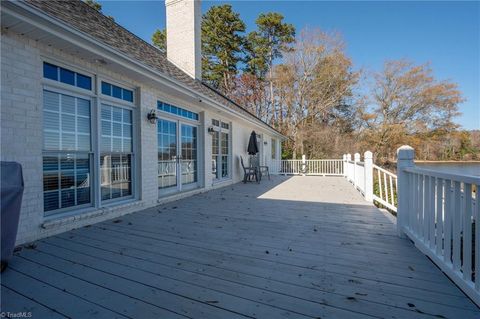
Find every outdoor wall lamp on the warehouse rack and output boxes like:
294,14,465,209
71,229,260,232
147,109,158,124
207,127,215,135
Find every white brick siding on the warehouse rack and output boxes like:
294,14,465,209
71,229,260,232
1,28,281,245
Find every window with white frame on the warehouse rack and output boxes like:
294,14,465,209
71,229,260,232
211,119,230,180
271,138,277,159
42,61,137,216
100,104,133,201
42,90,92,213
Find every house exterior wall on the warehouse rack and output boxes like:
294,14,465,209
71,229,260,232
0,29,282,245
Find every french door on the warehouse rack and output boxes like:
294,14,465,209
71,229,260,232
158,118,198,195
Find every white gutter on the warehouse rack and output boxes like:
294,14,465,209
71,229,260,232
3,1,285,139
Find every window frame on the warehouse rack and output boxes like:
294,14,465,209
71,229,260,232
99,102,136,204
41,60,139,219
42,59,94,93
157,100,200,123
211,118,232,182
271,138,277,160
41,87,95,215
100,80,135,104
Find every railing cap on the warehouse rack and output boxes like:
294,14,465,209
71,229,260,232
364,151,373,159
354,153,361,161
397,145,414,160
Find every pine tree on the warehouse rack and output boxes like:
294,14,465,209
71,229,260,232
152,29,167,53
201,5,246,95
245,13,295,124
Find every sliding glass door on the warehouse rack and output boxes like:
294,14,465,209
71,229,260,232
158,118,198,195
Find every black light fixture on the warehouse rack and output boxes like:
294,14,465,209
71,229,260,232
207,127,215,135
147,109,158,124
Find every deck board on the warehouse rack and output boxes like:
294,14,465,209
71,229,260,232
2,176,479,318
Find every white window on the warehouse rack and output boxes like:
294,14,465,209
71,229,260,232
271,138,277,159
100,104,133,201
211,119,230,180
42,90,92,214
42,61,137,216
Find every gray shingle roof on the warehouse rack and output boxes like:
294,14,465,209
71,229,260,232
24,0,281,135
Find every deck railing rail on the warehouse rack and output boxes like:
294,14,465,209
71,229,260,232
268,158,343,176
372,164,398,212
396,146,480,306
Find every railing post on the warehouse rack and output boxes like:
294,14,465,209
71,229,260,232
301,154,306,176
364,151,373,202
346,154,352,181
354,153,360,188
397,145,415,238
342,154,347,177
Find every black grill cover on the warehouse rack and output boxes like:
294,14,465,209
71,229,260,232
1,162,24,265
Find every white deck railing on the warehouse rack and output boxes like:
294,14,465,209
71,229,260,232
269,158,343,176
396,146,480,306
373,164,398,213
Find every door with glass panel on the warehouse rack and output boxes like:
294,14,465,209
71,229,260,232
158,119,198,194
211,119,230,181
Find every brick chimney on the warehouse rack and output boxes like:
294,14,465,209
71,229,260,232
165,0,202,80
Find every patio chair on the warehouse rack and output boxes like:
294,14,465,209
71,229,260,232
250,156,270,181
240,156,259,183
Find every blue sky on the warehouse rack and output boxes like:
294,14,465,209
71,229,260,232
99,1,479,130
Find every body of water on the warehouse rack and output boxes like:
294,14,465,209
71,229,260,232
416,162,480,177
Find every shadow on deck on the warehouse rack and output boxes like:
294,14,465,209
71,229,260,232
1,176,479,318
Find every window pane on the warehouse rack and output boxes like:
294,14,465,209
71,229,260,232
77,135,91,151
61,95,75,114
101,82,111,95
113,122,122,137
61,189,75,208
60,68,75,86
77,187,90,205
112,85,122,99
77,98,90,117
123,109,131,122
101,120,111,136
101,107,111,120
43,155,58,171
44,191,59,212
76,73,92,90
61,114,75,132
43,153,91,214
43,173,59,191
43,63,58,81
122,89,133,102
100,154,132,201
44,131,59,150
44,91,59,111
61,133,76,150
44,111,59,131
112,107,122,122
77,117,90,134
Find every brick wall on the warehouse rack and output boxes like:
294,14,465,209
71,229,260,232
1,29,277,245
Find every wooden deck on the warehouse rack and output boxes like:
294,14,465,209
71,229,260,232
2,176,479,318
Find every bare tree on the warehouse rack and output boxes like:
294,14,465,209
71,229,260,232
360,60,463,160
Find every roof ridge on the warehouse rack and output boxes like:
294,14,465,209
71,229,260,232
74,0,168,58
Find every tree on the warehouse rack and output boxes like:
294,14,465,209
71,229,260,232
245,13,295,124
84,0,102,12
152,28,167,53
360,60,463,160
273,29,360,158
201,5,246,96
